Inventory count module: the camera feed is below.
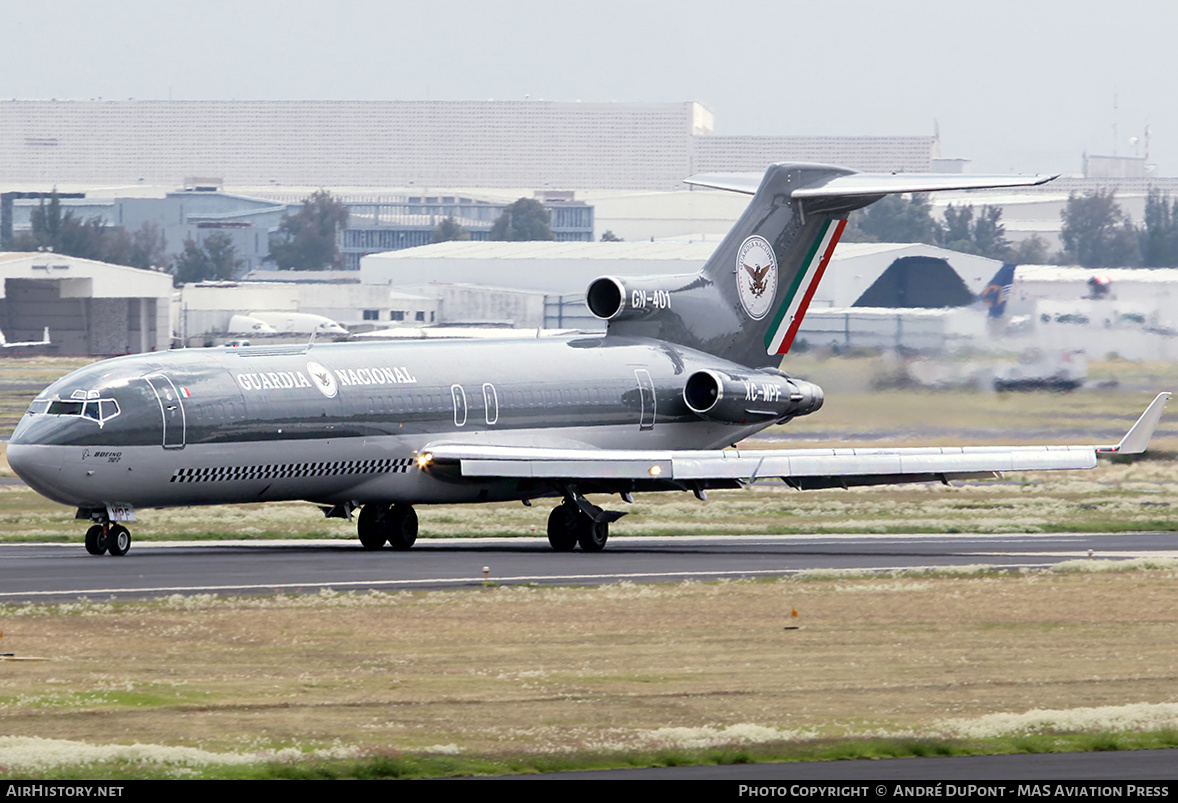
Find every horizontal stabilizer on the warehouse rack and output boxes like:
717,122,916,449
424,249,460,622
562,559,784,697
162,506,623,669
685,168,1057,198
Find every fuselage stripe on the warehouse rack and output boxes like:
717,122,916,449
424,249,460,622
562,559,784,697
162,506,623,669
765,217,847,355
763,219,830,346
170,458,412,483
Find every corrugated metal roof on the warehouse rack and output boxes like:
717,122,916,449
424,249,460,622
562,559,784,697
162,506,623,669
372,241,719,261
831,243,921,258
373,240,998,263
1018,266,1178,282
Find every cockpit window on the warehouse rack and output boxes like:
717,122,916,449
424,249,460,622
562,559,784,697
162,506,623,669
47,400,84,416
39,396,121,424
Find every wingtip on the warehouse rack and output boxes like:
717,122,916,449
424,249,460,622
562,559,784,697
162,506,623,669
1107,391,1171,455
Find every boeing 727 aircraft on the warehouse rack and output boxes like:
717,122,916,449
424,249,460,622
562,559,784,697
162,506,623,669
7,163,1170,556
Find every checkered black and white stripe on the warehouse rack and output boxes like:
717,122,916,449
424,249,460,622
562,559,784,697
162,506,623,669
170,458,413,483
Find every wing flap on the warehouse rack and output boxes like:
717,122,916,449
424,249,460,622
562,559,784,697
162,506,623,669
425,393,1166,485
430,444,1097,482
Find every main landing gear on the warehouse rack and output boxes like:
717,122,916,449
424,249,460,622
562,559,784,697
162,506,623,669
357,503,418,550
84,523,131,556
546,497,622,552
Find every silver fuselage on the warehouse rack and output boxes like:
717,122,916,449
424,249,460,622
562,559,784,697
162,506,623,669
8,336,791,511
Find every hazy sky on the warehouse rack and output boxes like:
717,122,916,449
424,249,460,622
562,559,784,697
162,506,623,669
3,0,1173,176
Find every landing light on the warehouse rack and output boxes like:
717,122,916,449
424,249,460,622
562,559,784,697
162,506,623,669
648,465,662,477
416,452,434,470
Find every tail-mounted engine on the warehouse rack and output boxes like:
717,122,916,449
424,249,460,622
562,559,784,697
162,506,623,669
586,274,696,322
683,368,824,424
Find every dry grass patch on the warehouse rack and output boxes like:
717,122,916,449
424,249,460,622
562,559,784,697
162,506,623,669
2,569,1177,766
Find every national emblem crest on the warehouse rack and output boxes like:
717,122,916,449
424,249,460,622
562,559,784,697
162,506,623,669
306,361,338,399
736,235,777,320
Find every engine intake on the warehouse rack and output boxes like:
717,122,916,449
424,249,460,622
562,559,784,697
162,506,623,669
684,369,824,424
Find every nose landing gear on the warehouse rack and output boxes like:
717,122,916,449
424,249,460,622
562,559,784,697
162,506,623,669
84,522,132,556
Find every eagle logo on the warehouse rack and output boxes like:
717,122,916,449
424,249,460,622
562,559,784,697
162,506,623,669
743,261,772,298
735,235,777,320
306,361,338,399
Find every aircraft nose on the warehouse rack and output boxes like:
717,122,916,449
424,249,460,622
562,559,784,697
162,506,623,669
6,441,65,504
8,440,40,479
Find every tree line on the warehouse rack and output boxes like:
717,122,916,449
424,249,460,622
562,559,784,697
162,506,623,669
846,188,1178,269
25,185,1169,279
3,190,354,284
4,191,574,283
843,194,1049,264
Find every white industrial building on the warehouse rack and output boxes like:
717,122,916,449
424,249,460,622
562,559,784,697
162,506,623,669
362,240,718,294
0,253,172,354
361,240,1005,305
1,100,939,191
174,281,438,345
360,240,1009,336
1000,266,1178,361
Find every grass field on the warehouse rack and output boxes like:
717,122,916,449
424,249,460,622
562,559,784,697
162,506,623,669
2,563,1177,778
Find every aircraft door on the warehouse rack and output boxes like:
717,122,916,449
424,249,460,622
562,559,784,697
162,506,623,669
451,384,467,427
482,383,498,425
145,374,187,449
634,369,656,431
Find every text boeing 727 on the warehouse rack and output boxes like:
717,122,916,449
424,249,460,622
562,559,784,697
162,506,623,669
7,163,1170,556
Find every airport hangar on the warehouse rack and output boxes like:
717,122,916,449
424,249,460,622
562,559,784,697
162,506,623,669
358,241,1008,351
0,253,172,354
174,279,439,346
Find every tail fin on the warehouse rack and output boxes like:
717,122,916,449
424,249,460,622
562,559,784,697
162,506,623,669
979,263,1016,318
598,163,1055,368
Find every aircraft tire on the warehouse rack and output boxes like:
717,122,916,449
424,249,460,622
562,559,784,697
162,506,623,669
107,525,131,556
85,525,108,556
357,504,389,549
387,504,418,550
576,515,609,552
547,504,578,552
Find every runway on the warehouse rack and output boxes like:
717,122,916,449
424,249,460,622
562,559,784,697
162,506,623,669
1,530,1175,602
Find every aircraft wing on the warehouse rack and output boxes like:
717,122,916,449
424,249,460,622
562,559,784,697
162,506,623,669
423,393,1169,490
685,170,1057,197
